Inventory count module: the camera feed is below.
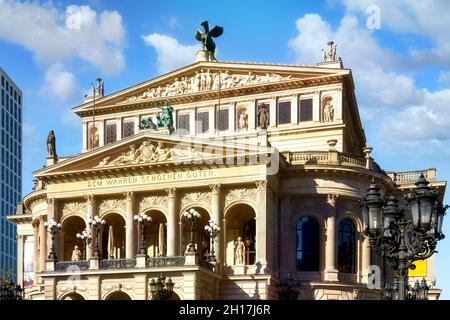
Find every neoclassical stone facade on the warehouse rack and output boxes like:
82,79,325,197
9,51,446,300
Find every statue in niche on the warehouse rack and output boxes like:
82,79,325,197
238,108,248,130
322,99,334,122
46,130,57,158
257,104,269,129
235,236,246,265
71,245,82,261
195,21,224,61
88,125,99,149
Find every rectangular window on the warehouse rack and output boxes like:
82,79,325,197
218,109,229,131
177,113,190,134
122,119,135,138
277,101,291,125
105,121,117,144
196,111,209,133
299,98,313,122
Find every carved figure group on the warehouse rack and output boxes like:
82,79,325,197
126,70,293,103
322,41,337,62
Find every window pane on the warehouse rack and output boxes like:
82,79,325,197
296,216,320,271
177,113,190,134
278,101,291,124
196,111,209,133
338,219,356,273
105,123,117,144
218,109,229,131
299,99,313,122
123,120,135,138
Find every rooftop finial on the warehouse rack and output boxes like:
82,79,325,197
321,41,338,62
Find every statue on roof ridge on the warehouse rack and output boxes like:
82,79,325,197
195,21,223,62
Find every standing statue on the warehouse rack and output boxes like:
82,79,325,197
71,245,82,261
156,103,175,134
323,99,334,122
46,130,57,158
93,78,104,96
257,104,269,129
235,236,246,265
238,109,248,130
321,41,337,62
195,21,224,61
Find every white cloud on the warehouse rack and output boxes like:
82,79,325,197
288,14,420,112
142,33,199,74
0,1,126,75
40,64,78,103
340,0,450,67
438,70,450,84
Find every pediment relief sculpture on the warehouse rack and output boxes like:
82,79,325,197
125,70,294,103
96,140,209,167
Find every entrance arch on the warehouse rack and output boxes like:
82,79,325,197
61,216,86,261
105,291,132,300
101,212,126,259
180,207,211,260
60,292,86,300
141,210,167,257
224,203,256,266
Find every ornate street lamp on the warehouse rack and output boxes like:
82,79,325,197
360,174,447,300
204,220,220,262
76,229,92,260
149,273,174,300
0,275,23,301
88,215,106,258
183,209,201,254
134,212,152,255
43,218,62,261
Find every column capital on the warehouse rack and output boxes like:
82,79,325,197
84,194,95,204
209,184,222,195
46,197,56,207
255,180,268,190
166,188,176,198
124,191,135,201
327,193,339,207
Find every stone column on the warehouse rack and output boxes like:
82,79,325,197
124,192,135,259
33,223,39,274
361,236,372,283
17,235,24,287
209,184,222,264
255,180,268,270
324,194,339,281
39,217,46,272
166,188,178,256
84,195,95,259
46,198,56,262
279,194,291,272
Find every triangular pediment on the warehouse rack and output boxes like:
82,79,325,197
73,61,350,117
34,131,274,178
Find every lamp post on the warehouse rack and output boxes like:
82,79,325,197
88,215,106,258
134,212,152,255
360,174,447,300
0,272,23,301
204,220,220,262
149,272,175,300
76,229,92,260
43,218,62,261
183,208,201,254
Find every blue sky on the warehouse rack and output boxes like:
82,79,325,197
1,0,450,298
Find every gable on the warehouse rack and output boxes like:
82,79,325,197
34,131,274,178
73,61,350,117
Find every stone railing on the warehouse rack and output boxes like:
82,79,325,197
287,151,367,168
146,256,186,268
55,260,90,272
100,258,136,269
387,169,436,184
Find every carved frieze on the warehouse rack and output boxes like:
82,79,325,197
62,202,87,217
139,195,168,212
125,70,295,103
181,192,211,208
224,188,257,207
99,199,126,214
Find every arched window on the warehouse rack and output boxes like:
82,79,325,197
296,216,320,271
338,218,356,274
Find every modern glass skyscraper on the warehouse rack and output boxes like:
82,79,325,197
0,67,22,279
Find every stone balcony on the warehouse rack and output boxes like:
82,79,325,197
386,168,436,185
